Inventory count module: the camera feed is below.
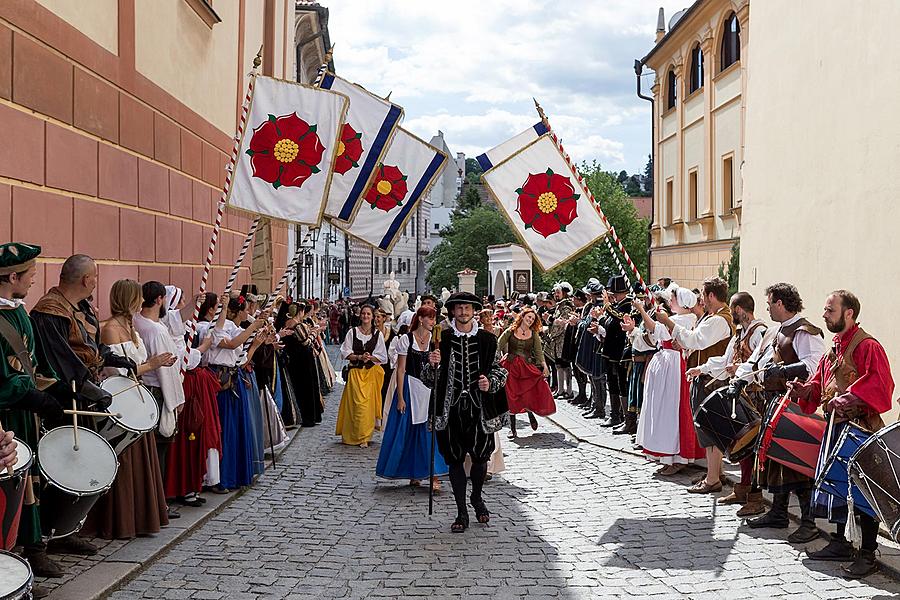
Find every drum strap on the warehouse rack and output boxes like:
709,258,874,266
0,316,36,380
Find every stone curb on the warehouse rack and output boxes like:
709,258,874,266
46,426,305,600
543,404,900,582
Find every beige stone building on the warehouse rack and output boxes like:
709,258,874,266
641,0,748,289
0,0,299,318
740,1,900,415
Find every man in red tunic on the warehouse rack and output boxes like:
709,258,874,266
788,290,893,579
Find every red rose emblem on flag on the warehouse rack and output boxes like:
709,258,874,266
365,164,408,212
246,113,324,189
515,168,580,237
334,123,364,175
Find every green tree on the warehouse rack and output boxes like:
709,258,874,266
718,240,740,296
465,158,483,178
643,154,653,195
426,205,519,296
624,175,643,197
457,185,482,212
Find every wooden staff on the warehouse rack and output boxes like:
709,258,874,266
213,216,263,322
183,47,264,371
71,380,79,451
64,409,123,419
428,325,441,516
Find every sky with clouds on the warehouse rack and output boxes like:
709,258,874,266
327,0,690,175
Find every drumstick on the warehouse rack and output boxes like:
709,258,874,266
704,362,783,389
63,409,123,418
110,382,143,398
731,395,737,420
71,380,79,452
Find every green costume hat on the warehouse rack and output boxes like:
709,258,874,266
0,243,40,275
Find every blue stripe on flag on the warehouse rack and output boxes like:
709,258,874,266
339,105,404,221
321,74,335,89
476,153,493,172
533,121,548,135
378,152,445,250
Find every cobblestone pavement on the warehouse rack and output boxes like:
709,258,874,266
109,349,900,599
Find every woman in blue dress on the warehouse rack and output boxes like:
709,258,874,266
376,305,448,491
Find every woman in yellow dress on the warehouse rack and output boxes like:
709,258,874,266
336,305,387,447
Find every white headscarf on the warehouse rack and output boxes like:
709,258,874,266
675,287,697,309
165,285,183,311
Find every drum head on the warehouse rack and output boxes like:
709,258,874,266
38,427,117,494
0,551,31,597
0,439,32,478
101,376,160,433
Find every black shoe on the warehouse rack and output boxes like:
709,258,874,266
583,410,604,419
178,494,203,507
167,505,182,519
24,550,63,578
747,510,789,529
47,535,98,556
204,484,230,495
842,549,878,579
807,537,854,561
599,417,622,428
788,523,820,543
451,511,469,533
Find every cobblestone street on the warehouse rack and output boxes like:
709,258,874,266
109,358,900,599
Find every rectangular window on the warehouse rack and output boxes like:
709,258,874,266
723,156,734,212
434,223,439,231
388,258,393,273
374,256,379,275
382,257,387,273
406,258,411,272
688,169,698,221
665,178,674,225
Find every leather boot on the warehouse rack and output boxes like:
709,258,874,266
748,492,789,528
736,491,766,516
842,549,878,579
718,483,749,505
601,395,623,427
807,534,854,561
508,415,517,439
788,488,819,543
23,548,63,578
613,411,637,435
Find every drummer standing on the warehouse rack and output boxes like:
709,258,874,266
656,277,734,494
788,290,893,579
734,283,825,543
686,292,767,514
0,243,74,582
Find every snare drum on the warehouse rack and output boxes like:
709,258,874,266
757,394,826,479
38,427,118,540
0,551,32,600
814,422,875,517
848,421,900,541
0,441,33,551
98,375,160,455
693,388,761,463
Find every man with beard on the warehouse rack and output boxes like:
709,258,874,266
424,292,508,533
598,276,632,429
790,291,892,578
731,283,825,543
546,282,575,400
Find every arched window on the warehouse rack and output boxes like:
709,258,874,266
689,45,704,93
720,12,741,71
666,68,677,110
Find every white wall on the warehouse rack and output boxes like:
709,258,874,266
741,0,900,416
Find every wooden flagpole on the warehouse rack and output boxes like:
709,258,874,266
183,47,264,369
533,99,654,304
604,235,630,286
213,216,263,322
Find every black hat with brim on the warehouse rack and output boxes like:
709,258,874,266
607,275,628,294
445,291,483,311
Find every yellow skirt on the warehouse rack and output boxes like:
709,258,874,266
336,365,384,445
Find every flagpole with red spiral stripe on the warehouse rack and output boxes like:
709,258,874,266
182,47,263,369
533,99,655,305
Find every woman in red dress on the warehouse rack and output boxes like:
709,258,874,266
498,307,556,438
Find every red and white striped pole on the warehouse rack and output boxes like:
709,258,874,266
534,99,654,305
183,48,263,369
213,215,262,322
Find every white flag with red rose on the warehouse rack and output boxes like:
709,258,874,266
339,127,447,253
481,133,609,271
226,76,349,224
318,72,404,223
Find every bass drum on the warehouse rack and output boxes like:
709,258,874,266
693,387,761,464
0,441,33,551
0,551,32,600
38,427,118,540
848,421,900,541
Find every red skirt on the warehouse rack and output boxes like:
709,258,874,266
502,356,557,416
678,355,706,460
165,367,222,498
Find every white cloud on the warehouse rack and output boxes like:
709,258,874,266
327,0,689,172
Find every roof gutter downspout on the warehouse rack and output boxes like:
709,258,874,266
634,58,655,281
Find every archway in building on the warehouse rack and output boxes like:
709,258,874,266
493,270,507,299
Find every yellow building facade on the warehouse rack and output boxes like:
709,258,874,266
642,0,748,289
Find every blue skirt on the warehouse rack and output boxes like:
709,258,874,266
376,377,449,480
218,371,265,489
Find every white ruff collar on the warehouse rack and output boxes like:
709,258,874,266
450,319,480,338
0,297,25,309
